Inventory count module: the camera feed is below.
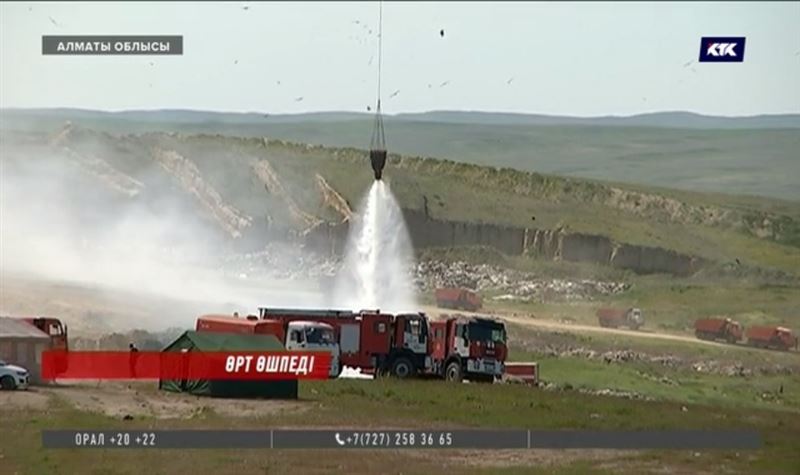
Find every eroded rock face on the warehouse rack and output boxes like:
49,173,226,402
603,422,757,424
151,147,253,238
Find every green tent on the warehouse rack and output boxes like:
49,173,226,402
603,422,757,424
159,330,298,399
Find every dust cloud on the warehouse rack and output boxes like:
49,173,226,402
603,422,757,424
0,136,325,331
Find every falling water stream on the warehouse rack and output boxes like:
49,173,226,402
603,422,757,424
333,180,418,313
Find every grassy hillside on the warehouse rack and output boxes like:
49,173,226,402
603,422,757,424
2,109,798,201
3,124,799,275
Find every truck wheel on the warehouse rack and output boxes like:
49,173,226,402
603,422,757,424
445,361,463,382
0,375,16,390
390,357,414,379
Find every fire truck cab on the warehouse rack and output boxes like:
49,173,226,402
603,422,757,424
429,316,507,383
196,315,341,377
22,317,68,351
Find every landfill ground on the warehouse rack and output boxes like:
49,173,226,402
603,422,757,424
1,276,799,474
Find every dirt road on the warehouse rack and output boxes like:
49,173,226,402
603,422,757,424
421,305,736,350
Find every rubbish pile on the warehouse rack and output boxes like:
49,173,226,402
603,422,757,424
414,259,630,302
219,244,339,281
537,381,652,401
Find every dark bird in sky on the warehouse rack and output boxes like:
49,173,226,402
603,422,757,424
294,96,304,102
242,5,250,11
427,84,432,88
149,61,154,66
735,258,741,266
276,80,281,85
48,16,60,27
353,20,360,24
367,105,372,111
690,67,697,74
234,60,238,65
440,29,445,37
389,90,400,98
368,55,374,65
507,77,514,85
439,80,450,87
683,60,693,68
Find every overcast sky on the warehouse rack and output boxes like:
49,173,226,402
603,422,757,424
1,1,798,116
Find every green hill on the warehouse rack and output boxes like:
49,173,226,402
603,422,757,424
3,108,798,201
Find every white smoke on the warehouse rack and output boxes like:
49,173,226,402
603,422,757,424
0,138,325,331
332,180,418,313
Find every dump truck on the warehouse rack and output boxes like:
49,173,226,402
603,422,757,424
596,308,643,330
428,315,507,383
694,317,743,344
435,288,482,312
745,326,798,351
196,314,341,377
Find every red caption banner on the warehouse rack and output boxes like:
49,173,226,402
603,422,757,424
41,351,332,380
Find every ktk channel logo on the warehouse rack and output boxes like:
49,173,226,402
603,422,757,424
699,37,746,63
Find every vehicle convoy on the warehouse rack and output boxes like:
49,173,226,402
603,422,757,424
434,288,482,312
694,318,744,344
196,314,341,377
745,326,798,351
257,308,507,382
596,307,644,330
0,359,30,390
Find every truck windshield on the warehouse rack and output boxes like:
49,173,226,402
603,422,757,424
467,323,506,343
305,327,335,345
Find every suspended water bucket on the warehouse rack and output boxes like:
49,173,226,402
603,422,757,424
370,149,387,180
369,99,387,180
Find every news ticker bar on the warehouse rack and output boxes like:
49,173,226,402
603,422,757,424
40,351,332,380
42,36,183,55
43,430,761,450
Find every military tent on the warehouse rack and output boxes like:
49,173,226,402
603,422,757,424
159,330,297,399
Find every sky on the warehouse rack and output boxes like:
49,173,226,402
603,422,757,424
1,1,799,116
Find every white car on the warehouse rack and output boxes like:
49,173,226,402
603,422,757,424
0,359,30,390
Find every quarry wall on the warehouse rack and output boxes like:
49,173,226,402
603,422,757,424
302,209,705,276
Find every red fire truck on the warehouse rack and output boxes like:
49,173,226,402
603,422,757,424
196,314,341,377
258,308,429,379
257,308,508,382
429,315,507,383
22,317,69,351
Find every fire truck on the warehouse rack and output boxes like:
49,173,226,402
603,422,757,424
429,315,507,383
258,308,429,379
257,308,508,382
21,317,69,351
195,314,341,378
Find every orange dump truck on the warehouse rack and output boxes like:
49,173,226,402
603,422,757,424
694,318,743,344
745,326,798,351
596,308,643,330
435,288,482,312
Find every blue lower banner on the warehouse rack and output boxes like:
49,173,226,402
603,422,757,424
42,430,761,450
